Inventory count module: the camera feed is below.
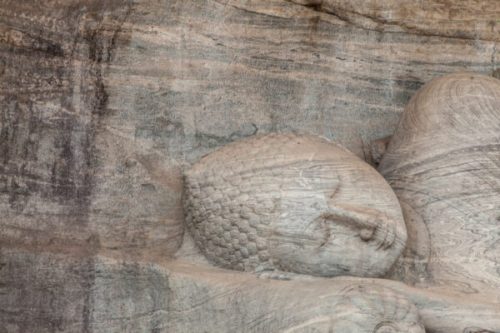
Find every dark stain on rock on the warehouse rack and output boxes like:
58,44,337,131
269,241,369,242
492,68,500,80
83,26,110,118
0,2,133,223
2,28,65,58
135,115,184,139
306,14,321,48
50,117,78,201
0,97,43,212
59,3,133,222
81,257,96,333
301,2,323,12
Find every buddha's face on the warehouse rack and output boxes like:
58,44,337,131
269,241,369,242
266,161,406,278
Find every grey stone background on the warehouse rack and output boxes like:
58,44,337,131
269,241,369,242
0,0,498,332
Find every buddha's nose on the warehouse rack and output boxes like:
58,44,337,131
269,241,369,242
321,203,397,249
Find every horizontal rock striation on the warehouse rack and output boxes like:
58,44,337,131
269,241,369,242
0,0,498,331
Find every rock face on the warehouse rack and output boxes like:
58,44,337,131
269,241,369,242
184,133,407,277
291,0,500,41
379,73,500,296
0,0,185,263
0,0,499,332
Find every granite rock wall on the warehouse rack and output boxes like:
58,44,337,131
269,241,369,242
0,0,498,331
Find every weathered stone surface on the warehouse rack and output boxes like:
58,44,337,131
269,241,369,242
0,250,94,333
0,0,184,261
0,250,170,333
291,0,500,41
89,257,170,333
379,73,500,297
0,0,499,331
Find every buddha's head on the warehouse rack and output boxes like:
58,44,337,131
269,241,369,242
184,133,407,277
